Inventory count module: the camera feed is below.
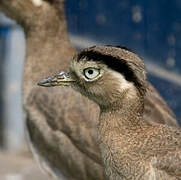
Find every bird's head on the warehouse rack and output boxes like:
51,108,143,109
38,45,147,109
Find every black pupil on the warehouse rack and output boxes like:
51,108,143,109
88,69,94,75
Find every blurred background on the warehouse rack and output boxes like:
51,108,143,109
0,0,180,178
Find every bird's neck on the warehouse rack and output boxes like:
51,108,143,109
25,17,72,73
24,3,73,69
98,95,147,141
25,10,68,46
23,3,76,97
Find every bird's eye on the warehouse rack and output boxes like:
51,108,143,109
84,68,100,80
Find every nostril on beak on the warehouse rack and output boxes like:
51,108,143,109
37,78,51,87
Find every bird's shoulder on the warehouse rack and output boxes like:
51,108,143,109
149,149,181,179
136,125,181,153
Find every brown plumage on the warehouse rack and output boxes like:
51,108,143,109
0,0,179,179
39,45,181,180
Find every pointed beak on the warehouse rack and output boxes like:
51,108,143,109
37,72,75,87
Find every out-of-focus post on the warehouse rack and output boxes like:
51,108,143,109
0,13,25,150
0,24,6,147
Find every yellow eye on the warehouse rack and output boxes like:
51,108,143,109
84,68,100,79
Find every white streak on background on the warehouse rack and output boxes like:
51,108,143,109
70,34,102,49
145,61,181,86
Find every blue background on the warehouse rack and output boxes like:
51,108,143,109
65,0,181,121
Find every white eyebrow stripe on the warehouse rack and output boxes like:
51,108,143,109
111,71,137,99
112,71,134,90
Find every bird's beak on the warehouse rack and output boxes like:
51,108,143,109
37,71,75,87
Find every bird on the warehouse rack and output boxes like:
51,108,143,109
0,0,179,179
38,45,181,180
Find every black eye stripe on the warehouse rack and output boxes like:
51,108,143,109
78,51,135,83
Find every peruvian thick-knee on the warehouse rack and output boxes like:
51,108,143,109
38,45,181,180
